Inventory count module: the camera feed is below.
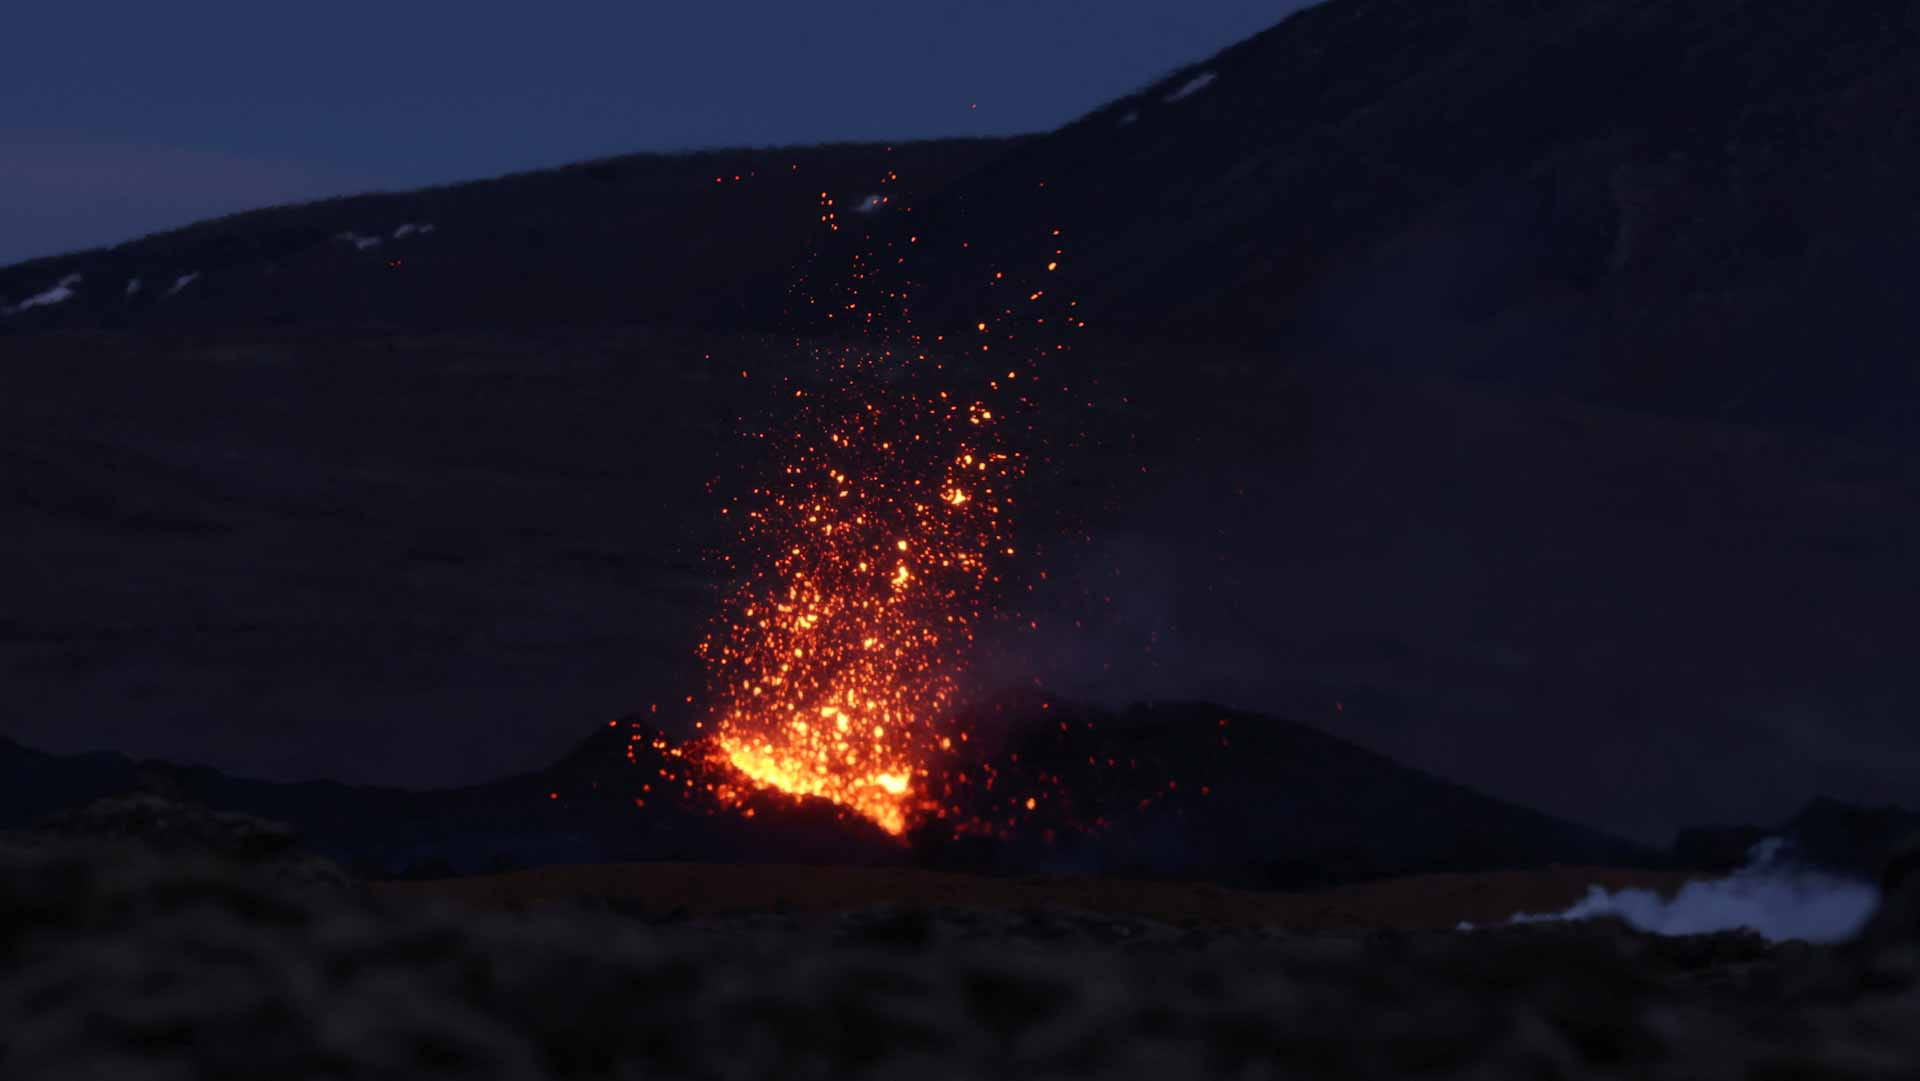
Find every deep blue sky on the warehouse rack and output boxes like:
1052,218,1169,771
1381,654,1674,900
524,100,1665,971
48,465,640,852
0,1,1309,267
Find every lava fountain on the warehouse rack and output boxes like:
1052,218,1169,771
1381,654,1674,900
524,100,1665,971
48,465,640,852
696,186,1054,836
699,363,1021,835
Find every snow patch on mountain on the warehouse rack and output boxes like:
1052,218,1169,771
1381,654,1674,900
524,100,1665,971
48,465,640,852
11,273,83,312
167,272,200,296
1164,71,1217,103
337,225,433,249
126,278,142,296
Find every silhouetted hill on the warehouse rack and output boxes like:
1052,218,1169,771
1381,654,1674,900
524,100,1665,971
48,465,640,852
0,696,1670,886
911,693,1669,889
0,719,897,880
0,138,1019,335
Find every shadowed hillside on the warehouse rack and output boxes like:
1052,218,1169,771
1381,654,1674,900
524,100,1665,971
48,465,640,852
3,323,1916,844
0,138,1020,334
12,3,1920,447
823,0,1920,446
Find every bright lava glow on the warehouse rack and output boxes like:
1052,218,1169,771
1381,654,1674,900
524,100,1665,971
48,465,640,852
699,375,1020,835
670,173,1073,838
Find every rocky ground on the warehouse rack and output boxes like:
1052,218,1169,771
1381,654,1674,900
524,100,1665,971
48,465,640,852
3,799,1917,1079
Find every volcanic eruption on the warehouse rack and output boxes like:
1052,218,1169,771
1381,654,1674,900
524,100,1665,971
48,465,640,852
697,373,1020,834
676,179,1067,837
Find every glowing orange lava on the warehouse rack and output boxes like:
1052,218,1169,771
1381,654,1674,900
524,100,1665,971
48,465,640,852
683,167,1084,837
699,374,1019,834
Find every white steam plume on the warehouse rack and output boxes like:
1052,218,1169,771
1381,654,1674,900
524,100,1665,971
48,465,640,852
1458,837,1882,944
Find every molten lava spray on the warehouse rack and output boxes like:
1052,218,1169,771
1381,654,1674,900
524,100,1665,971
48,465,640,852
700,376,1018,834
697,185,1050,836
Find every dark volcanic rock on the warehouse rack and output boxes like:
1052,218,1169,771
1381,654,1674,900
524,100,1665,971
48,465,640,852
848,0,1920,446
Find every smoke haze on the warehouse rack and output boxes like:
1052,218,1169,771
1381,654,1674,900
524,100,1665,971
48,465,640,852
1463,838,1883,945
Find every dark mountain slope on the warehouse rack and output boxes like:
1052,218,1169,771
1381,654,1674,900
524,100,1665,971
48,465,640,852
849,0,1920,444
0,719,897,879
4,322,1915,845
912,693,1668,888
0,138,1020,335
9,1,1914,443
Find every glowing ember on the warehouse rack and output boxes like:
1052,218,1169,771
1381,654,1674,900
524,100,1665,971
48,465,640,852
664,164,1084,838
698,368,1021,834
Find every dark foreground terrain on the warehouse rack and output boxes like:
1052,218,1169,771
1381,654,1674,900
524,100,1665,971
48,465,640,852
3,808,1918,1080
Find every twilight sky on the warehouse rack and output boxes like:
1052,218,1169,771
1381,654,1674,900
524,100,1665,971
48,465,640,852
0,1,1309,268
